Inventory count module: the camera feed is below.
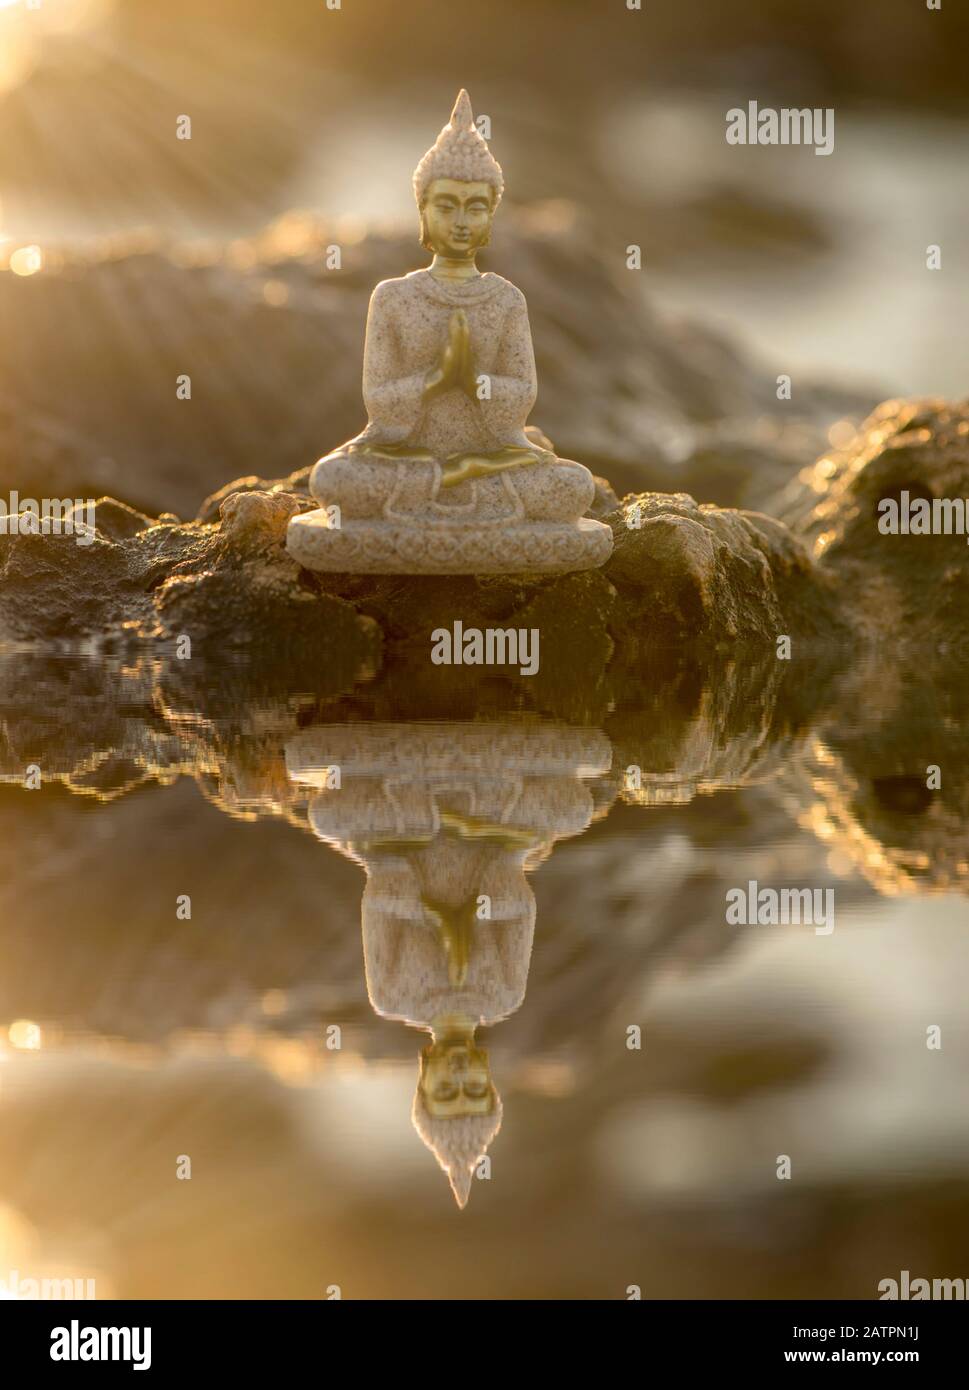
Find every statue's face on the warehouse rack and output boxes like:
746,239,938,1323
422,178,494,257
420,1038,495,1117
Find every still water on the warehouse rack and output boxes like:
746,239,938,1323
0,650,966,1299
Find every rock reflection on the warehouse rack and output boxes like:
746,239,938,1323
287,722,610,1205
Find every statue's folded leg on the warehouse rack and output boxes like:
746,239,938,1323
292,451,610,574
309,453,397,518
511,459,596,521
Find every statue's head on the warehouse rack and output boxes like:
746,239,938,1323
419,178,496,257
413,90,503,256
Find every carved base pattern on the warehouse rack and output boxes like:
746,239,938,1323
286,511,614,575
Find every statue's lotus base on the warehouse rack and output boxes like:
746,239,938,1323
286,511,613,575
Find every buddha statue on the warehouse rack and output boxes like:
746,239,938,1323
286,720,612,1205
286,90,614,575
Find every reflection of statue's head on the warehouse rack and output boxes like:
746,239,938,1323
414,90,503,255
412,1033,503,1208
419,1033,494,1115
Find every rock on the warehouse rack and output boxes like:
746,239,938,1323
219,489,301,551
0,476,850,668
588,474,621,518
773,397,969,649
78,497,156,541
0,489,380,691
2,397,967,666
602,490,840,644
0,529,148,642
198,467,314,524
149,494,382,683
509,570,617,722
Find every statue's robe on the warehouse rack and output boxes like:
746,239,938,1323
361,842,535,1030
351,269,538,462
290,722,612,1031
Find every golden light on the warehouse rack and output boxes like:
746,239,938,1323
261,989,287,1017
29,0,114,37
9,243,43,275
262,279,289,307
8,1019,42,1049
0,18,33,95
0,0,116,95
0,1202,38,1300
827,419,857,450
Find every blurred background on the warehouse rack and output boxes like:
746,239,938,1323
1,0,967,397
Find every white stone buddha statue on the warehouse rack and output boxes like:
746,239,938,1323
286,90,614,575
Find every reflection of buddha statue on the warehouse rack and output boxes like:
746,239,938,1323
286,90,614,575
286,721,611,1204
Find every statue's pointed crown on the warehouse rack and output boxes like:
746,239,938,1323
413,89,504,208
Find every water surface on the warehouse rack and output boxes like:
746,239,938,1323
0,650,966,1299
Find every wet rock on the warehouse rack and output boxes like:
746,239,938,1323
218,489,301,551
587,474,621,519
150,495,381,682
773,397,969,649
3,398,967,665
509,570,617,722
602,491,841,644
0,529,148,642
77,497,156,542
198,467,314,525
0,476,843,665
0,490,380,691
